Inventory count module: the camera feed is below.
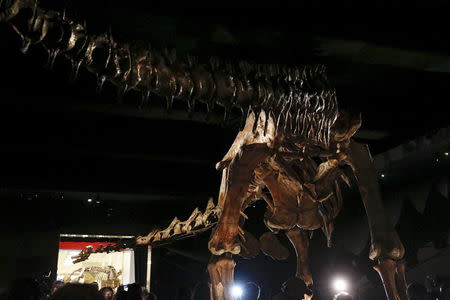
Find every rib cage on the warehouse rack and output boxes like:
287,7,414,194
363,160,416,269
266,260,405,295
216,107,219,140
1,0,339,147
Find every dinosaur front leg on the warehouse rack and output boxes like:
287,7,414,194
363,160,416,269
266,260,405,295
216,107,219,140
207,254,236,300
345,141,406,300
285,227,314,299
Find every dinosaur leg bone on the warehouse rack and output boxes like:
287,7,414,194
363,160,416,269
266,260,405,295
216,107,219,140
208,143,271,256
395,261,408,300
259,231,289,261
373,259,407,300
345,141,406,300
207,254,236,300
285,227,314,296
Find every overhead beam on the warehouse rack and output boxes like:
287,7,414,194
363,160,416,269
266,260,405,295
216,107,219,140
0,144,212,165
1,186,206,203
313,36,450,73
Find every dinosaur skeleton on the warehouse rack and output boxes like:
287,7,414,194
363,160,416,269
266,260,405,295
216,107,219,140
65,266,122,289
1,2,407,299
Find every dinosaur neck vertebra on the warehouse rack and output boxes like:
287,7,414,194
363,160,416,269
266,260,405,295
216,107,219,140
1,0,338,147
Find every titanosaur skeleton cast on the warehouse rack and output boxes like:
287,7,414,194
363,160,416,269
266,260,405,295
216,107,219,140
0,1,407,299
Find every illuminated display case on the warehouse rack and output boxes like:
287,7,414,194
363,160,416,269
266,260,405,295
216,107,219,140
56,234,151,290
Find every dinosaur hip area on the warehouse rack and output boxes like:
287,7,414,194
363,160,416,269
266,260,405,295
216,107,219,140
263,203,323,232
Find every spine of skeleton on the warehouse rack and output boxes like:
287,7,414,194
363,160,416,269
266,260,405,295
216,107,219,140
0,0,338,147
70,198,220,264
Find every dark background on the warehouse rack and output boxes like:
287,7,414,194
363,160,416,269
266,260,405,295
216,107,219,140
0,2,449,299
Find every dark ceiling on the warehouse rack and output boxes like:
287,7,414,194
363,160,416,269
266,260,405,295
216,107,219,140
0,2,449,298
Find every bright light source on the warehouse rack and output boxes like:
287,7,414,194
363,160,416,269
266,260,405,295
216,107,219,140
445,152,449,156
231,285,243,298
87,198,92,202
381,174,385,178
332,278,349,293
96,201,100,204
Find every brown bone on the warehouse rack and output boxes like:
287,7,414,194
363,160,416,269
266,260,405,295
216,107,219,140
345,141,405,299
207,255,236,300
373,259,406,300
239,230,260,259
259,231,289,261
